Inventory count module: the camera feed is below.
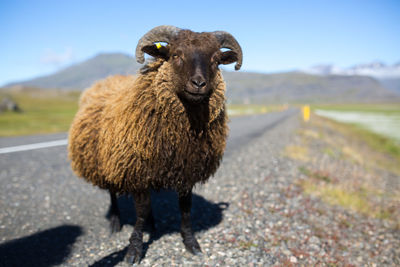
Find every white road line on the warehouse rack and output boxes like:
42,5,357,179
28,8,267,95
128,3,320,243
0,139,68,154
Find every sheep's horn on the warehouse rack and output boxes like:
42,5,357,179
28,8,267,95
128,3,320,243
135,25,181,64
211,31,243,70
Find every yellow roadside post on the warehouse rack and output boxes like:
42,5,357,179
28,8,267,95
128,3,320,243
303,105,310,122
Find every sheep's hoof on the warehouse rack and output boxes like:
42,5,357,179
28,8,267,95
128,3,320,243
125,245,142,265
109,215,121,234
125,231,143,264
183,237,202,255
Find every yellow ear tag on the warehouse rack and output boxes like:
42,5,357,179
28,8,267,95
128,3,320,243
156,43,162,49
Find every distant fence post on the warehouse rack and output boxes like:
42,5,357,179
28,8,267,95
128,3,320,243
302,105,310,122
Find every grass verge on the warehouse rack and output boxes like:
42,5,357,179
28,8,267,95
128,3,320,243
286,110,400,226
0,89,80,136
312,103,400,115
299,166,394,220
315,114,400,174
227,104,288,116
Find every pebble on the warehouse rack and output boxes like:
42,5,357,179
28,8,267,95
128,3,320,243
1,113,399,266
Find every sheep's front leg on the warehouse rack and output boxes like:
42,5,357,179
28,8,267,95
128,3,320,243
179,190,201,255
125,191,151,264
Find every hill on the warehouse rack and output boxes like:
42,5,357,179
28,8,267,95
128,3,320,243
222,71,399,104
379,77,400,95
301,61,400,95
6,53,141,90
4,53,400,103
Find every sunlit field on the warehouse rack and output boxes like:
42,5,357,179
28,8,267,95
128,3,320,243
227,104,288,116
0,89,79,136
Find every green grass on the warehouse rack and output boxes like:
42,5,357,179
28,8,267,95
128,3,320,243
298,166,331,183
294,114,400,224
228,104,287,116
312,103,400,115
0,89,80,136
299,165,397,221
301,179,390,219
345,122,400,160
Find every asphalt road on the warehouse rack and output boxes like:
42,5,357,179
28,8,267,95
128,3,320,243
0,109,297,266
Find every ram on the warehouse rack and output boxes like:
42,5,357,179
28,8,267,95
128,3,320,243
68,25,242,264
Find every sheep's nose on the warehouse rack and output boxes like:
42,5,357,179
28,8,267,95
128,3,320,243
191,77,206,89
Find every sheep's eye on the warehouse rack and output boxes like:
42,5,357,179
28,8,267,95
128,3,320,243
172,54,179,59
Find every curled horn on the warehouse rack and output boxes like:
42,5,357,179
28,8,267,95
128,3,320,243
135,25,181,64
212,31,243,70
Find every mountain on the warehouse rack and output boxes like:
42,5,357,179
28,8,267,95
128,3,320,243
222,71,398,104
4,53,400,103
301,61,400,94
6,53,141,90
379,77,400,94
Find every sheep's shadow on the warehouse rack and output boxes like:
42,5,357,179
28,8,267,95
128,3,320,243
0,225,82,267
92,191,228,266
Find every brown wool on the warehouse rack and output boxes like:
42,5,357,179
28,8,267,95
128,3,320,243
68,59,228,194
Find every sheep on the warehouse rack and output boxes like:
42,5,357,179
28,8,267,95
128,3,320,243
68,25,242,264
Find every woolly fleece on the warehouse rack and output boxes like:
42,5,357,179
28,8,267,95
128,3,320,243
68,60,228,194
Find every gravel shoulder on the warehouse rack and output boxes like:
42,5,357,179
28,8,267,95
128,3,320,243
1,110,399,266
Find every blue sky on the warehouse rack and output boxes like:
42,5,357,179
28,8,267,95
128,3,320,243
0,0,399,86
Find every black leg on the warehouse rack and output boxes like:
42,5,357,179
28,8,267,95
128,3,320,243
179,190,201,255
125,191,152,264
109,191,121,234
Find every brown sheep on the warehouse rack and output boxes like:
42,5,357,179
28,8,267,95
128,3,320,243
68,25,242,264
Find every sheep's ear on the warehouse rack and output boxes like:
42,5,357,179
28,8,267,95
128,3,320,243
141,44,169,60
219,50,238,65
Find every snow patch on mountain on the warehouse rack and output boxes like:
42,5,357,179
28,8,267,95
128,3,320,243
302,61,400,79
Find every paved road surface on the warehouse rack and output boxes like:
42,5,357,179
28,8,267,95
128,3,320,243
0,109,297,266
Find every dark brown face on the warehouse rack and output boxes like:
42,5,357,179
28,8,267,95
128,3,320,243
142,31,238,104
170,39,218,103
